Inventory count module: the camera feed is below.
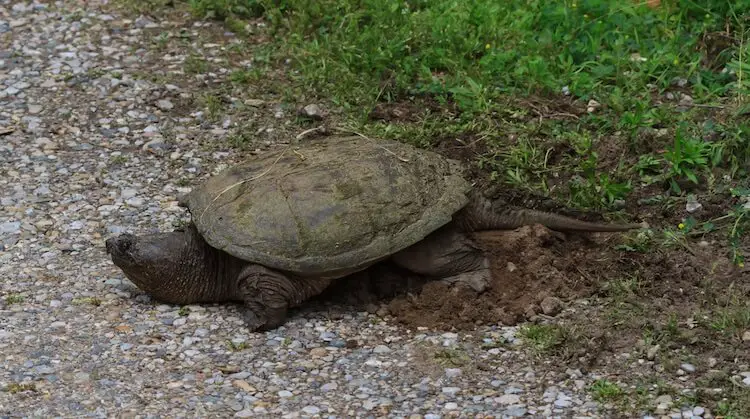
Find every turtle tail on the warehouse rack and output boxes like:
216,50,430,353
458,196,647,232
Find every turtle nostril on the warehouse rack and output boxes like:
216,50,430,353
105,237,116,254
106,234,134,254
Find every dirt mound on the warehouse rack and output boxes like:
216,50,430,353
386,225,600,329
315,223,742,333
316,225,611,329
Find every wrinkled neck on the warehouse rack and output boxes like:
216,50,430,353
129,227,246,305
179,226,246,303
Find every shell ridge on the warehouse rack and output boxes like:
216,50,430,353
276,179,305,260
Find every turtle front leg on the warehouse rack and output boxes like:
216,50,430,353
236,264,334,331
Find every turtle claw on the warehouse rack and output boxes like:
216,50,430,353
241,308,267,332
241,305,289,332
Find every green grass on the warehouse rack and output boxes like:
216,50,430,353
198,93,225,120
109,154,128,165
184,54,210,74
432,348,470,367
709,294,750,339
262,0,746,110
225,340,249,351
71,297,103,306
519,323,569,355
589,379,626,403
183,0,750,265
5,294,24,305
4,382,36,394
716,387,750,419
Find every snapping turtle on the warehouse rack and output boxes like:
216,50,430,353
106,135,643,331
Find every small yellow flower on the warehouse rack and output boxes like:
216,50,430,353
739,262,745,268
678,223,685,229
485,43,491,50
673,58,679,65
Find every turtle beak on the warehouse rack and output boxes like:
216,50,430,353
105,233,137,263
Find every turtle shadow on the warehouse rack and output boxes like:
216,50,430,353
304,260,430,313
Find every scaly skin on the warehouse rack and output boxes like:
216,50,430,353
105,224,246,305
105,224,335,330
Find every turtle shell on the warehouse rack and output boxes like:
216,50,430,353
180,136,472,275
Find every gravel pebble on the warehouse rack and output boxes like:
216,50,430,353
680,363,696,373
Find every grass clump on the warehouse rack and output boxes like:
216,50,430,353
716,386,750,419
225,340,249,351
5,294,24,305
71,297,103,306
183,54,209,74
519,323,569,355
4,382,36,394
709,295,750,339
432,348,471,367
589,379,625,403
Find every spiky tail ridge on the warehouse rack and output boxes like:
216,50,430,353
458,196,646,232
492,208,646,232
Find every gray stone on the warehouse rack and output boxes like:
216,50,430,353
441,387,460,396
554,398,572,408
156,99,174,110
646,344,660,360
540,296,564,315
321,382,338,392
680,363,696,373
298,103,327,120
302,406,320,415
504,406,528,417
373,345,391,354
497,394,521,404
0,221,21,234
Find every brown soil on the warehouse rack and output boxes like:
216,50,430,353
386,225,591,329
318,223,743,334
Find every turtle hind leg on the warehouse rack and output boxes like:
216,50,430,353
390,225,491,293
236,264,333,331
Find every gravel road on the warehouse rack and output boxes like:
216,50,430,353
0,2,716,418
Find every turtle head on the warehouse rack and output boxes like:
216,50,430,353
105,228,198,304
